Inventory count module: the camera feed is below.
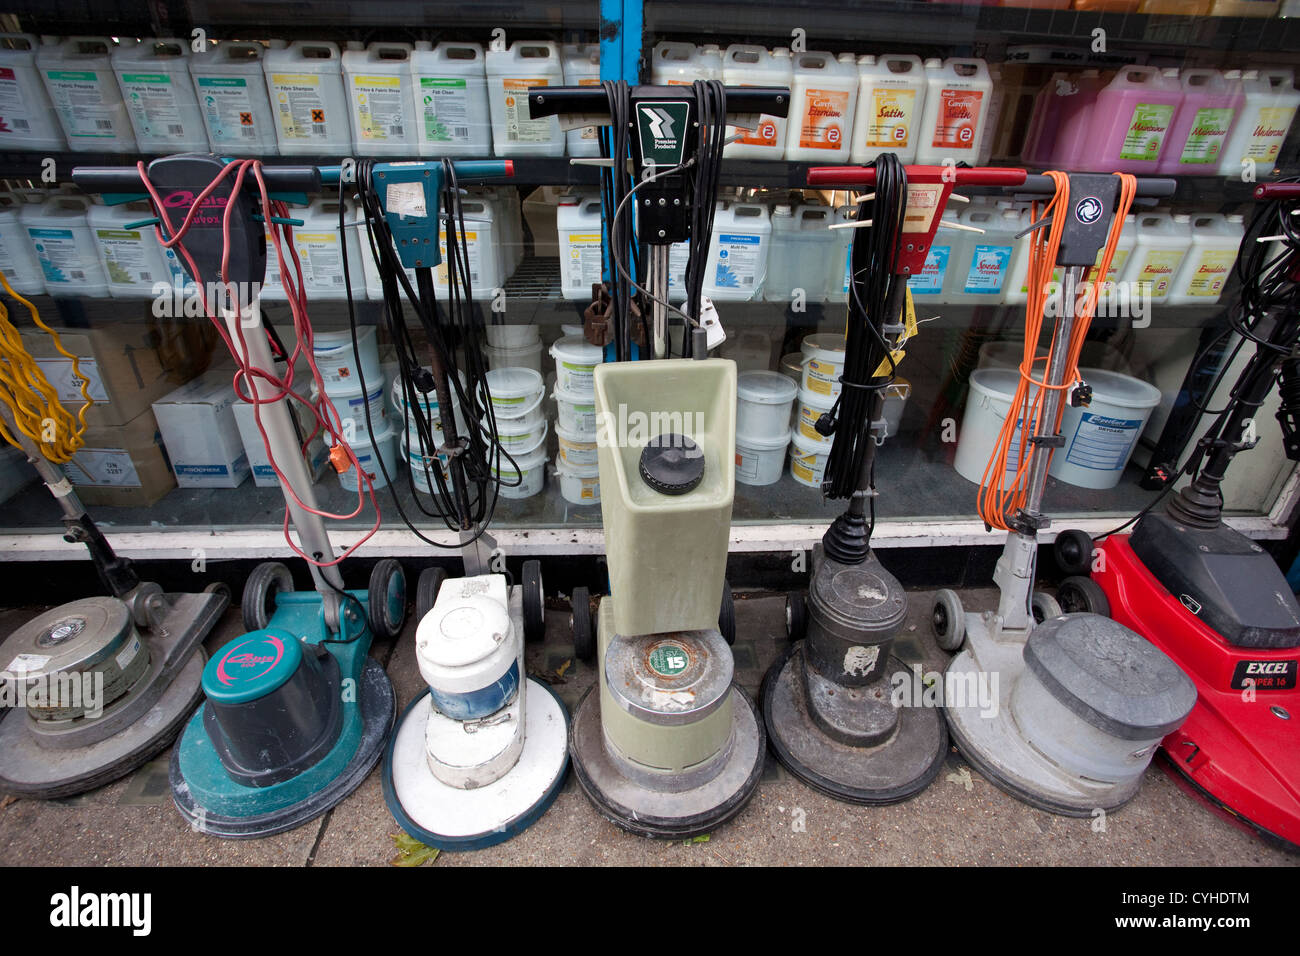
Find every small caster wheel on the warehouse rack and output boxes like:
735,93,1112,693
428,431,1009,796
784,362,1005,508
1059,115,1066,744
571,586,594,662
786,591,807,641
415,566,448,621
522,559,545,643
1031,590,1062,624
931,588,966,651
242,561,293,631
1054,528,1094,577
368,559,407,641
203,580,232,605
1058,576,1111,617
719,579,736,646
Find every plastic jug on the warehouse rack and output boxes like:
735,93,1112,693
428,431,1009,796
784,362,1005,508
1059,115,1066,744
650,41,722,86
38,37,135,152
435,197,501,301
1167,213,1245,305
557,193,604,301
1156,69,1244,175
290,197,362,299
88,200,179,298
1119,211,1191,305
0,35,65,152
850,54,926,165
908,209,960,302
723,45,792,161
486,41,564,157
1076,66,1183,173
1019,71,1068,166
0,192,46,295
481,185,524,273
915,57,992,165
263,40,350,156
764,204,834,303
409,41,491,157
945,205,1020,303
21,194,110,297
977,62,1005,166
1218,68,1300,178
1046,70,1106,169
190,40,280,155
784,51,858,163
561,43,602,158
112,38,208,152
704,202,772,302
826,203,856,304
342,41,417,157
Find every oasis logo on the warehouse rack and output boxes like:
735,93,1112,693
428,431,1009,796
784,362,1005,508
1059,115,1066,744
50,886,151,937
161,190,228,209
1074,196,1104,225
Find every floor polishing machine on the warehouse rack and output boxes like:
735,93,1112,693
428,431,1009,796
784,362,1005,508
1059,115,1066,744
0,294,227,798
328,158,568,850
932,171,1197,816
529,80,789,836
73,155,406,837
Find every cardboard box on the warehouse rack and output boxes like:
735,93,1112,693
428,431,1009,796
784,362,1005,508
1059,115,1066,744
20,319,216,428
152,370,250,489
233,397,330,488
63,408,176,508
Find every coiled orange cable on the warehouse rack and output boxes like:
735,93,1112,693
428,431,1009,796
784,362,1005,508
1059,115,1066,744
977,171,1137,530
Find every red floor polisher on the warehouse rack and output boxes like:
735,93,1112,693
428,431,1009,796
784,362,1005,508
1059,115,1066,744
1066,179,1300,850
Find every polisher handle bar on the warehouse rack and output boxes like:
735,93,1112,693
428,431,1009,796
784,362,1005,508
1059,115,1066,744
72,163,322,196
1017,173,1175,199
1255,182,1300,200
806,166,1029,187
314,159,515,185
525,85,792,120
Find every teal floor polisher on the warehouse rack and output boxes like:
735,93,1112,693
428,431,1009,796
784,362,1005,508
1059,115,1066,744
73,156,405,837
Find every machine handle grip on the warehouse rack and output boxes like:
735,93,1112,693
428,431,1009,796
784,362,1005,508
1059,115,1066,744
1017,173,1176,198
315,159,514,184
806,165,1028,187
1255,182,1300,200
526,85,791,119
71,163,322,195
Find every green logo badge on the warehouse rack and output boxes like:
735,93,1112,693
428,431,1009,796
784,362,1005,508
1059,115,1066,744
647,641,690,677
637,101,690,168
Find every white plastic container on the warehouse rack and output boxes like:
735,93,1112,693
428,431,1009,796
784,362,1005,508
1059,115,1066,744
0,192,46,295
112,38,208,152
562,44,602,158
339,424,397,492
737,370,799,438
485,323,539,349
264,40,350,156
953,367,1042,485
850,54,926,165
784,50,858,163
915,57,992,165
790,429,829,489
493,416,547,455
977,62,1005,166
826,203,856,302
485,340,543,376
553,384,597,436
704,202,771,301
21,194,109,297
1218,68,1300,177
907,209,959,301
723,45,792,160
190,40,280,155
411,41,491,157
764,204,835,303
326,380,388,440
406,447,450,495
651,41,722,86
313,325,380,389
556,456,600,505
1119,211,1191,305
39,37,135,152
800,333,847,400
735,431,789,486
292,198,363,300
485,41,564,157
1166,213,1244,305
485,366,544,425
0,35,65,151
549,335,603,392
944,205,1020,303
436,197,500,300
555,422,597,469
557,194,604,300
1050,368,1162,490
341,41,417,157
88,201,174,298
882,378,911,439
494,441,546,499
794,386,836,449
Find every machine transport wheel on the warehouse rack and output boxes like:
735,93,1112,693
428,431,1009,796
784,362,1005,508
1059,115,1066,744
242,562,293,631
415,567,448,621
571,587,594,662
719,579,736,646
1031,591,1062,624
522,560,546,643
931,588,966,651
1054,528,1094,577
786,591,807,641
1057,576,1111,617
368,559,408,641
204,581,232,602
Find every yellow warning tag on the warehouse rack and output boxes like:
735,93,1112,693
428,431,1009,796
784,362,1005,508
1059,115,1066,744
871,287,917,377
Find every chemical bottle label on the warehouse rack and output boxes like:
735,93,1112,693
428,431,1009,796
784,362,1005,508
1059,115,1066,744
1119,102,1174,161
576,76,601,143
668,240,689,291
1096,248,1128,283
437,228,483,286
1243,105,1297,163
713,233,762,289
865,87,917,148
119,72,189,140
1134,249,1185,297
351,75,406,142
197,76,259,144
565,231,602,288
64,447,142,488
1177,107,1235,165
929,87,984,150
908,245,948,294
798,88,848,150
1183,250,1235,297
44,70,117,138
962,244,1012,294
95,228,162,286
28,227,88,284
270,73,333,141
293,232,345,289
419,77,472,143
501,77,552,144
0,67,35,133
1064,413,1141,472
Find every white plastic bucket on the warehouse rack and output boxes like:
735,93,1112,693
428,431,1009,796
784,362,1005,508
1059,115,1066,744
485,366,544,420
406,447,450,494
977,340,1048,370
493,442,546,499
1050,368,1161,490
779,351,803,385
485,323,540,349
800,333,847,398
737,370,798,439
339,425,397,492
556,422,598,468
325,380,387,437
484,340,543,375
790,429,830,489
550,334,603,393
492,415,547,454
882,378,911,439
313,326,380,389
553,384,597,436
736,430,790,486
794,386,836,448
556,456,600,505
953,368,1043,485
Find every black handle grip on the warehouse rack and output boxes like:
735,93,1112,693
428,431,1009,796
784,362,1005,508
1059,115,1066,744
72,162,322,196
1017,174,1177,199
526,85,790,120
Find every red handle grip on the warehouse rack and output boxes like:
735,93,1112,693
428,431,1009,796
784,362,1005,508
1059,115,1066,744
807,165,1028,187
1255,183,1300,200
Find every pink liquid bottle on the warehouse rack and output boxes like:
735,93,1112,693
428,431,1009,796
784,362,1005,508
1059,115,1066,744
1076,65,1183,173
1047,69,1107,169
1020,72,1068,165
1156,69,1243,175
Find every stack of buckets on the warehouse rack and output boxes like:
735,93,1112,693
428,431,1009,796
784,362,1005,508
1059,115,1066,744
549,334,604,506
736,370,798,486
313,327,396,493
485,366,547,499
789,334,844,489
394,369,461,495
484,323,544,374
